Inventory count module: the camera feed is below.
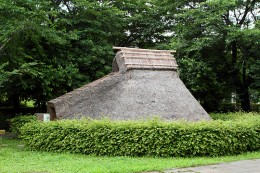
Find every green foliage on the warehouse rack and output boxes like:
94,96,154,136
178,58,227,111
0,0,171,111
0,0,91,110
111,0,172,48
9,115,37,134
164,0,260,112
1,0,259,113
21,114,260,157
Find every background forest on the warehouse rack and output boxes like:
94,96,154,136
0,0,259,115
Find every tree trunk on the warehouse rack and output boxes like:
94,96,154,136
230,41,251,111
231,41,238,86
240,59,251,112
231,41,240,107
240,86,250,112
12,94,20,113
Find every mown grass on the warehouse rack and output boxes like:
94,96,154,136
210,111,260,121
1,138,260,173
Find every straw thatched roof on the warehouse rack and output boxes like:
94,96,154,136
47,47,211,121
112,47,177,72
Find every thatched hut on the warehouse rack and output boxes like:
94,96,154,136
47,47,211,121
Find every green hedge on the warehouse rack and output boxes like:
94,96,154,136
20,115,260,157
9,115,37,134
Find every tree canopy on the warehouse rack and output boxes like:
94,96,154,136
163,0,260,111
0,0,259,112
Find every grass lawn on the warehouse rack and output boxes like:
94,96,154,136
0,138,260,173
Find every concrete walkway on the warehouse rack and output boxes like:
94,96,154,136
163,159,260,173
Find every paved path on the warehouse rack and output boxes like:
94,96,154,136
163,159,260,173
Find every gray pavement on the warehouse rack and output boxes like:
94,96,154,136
164,159,260,173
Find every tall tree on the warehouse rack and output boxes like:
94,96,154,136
0,0,125,111
0,0,171,112
164,0,260,111
111,0,173,48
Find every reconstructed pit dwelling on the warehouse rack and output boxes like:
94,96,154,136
47,47,211,121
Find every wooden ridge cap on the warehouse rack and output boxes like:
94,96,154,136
113,46,176,53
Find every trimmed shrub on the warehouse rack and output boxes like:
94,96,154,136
20,115,260,157
9,115,37,134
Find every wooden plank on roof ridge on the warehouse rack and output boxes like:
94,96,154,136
119,51,174,56
123,56,174,60
126,66,177,70
125,64,178,67
113,46,176,53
